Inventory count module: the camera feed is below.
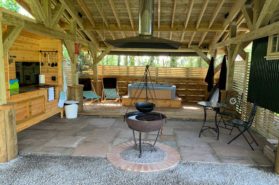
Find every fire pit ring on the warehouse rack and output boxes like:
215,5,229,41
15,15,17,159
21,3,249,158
125,111,166,157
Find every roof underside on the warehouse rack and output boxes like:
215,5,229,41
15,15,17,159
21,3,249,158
16,0,279,53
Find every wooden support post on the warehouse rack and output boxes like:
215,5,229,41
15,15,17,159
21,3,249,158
64,40,78,86
275,146,279,174
93,63,99,95
226,22,237,90
0,13,7,105
0,103,17,163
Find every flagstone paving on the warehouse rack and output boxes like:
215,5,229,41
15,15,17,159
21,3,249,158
18,114,272,166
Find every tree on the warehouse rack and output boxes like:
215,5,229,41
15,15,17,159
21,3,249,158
0,0,20,12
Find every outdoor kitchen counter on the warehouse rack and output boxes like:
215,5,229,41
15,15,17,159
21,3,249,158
8,87,62,132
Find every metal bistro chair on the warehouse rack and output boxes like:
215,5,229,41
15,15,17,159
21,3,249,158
226,103,259,150
216,91,242,134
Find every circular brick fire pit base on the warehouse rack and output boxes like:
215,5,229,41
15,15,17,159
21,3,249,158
107,141,180,172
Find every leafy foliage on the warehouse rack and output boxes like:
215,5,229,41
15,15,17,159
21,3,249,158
0,0,20,12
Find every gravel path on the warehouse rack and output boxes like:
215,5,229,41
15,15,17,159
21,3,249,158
0,155,278,185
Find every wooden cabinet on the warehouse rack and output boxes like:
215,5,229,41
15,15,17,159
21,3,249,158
9,88,61,132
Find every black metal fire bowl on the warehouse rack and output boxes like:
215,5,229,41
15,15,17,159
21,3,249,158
135,102,155,113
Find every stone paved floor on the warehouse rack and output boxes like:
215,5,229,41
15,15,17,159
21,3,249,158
18,114,272,166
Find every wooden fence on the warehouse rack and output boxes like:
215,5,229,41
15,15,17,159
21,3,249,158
72,65,212,103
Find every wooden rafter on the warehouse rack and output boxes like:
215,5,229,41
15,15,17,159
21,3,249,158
210,0,246,50
93,0,114,40
27,0,46,22
198,32,207,47
200,0,224,47
241,6,253,30
180,0,194,42
50,3,65,28
84,23,249,32
77,0,95,27
3,25,23,53
108,0,125,38
59,0,99,48
216,21,279,47
124,0,134,31
169,0,177,40
196,0,209,29
94,46,112,65
157,0,161,37
192,46,210,64
99,47,208,53
255,0,279,29
188,32,196,48
209,0,225,28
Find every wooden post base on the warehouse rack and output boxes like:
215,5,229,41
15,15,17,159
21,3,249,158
68,85,84,112
275,146,279,174
0,104,17,163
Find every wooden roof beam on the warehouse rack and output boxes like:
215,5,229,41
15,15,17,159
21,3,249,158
84,24,249,32
157,0,161,37
59,0,99,49
241,6,253,30
196,0,209,29
188,32,196,48
192,46,210,64
169,0,177,40
1,9,89,46
77,0,95,27
209,0,225,28
201,0,225,47
255,0,279,29
108,0,125,38
50,3,65,28
3,25,23,53
26,0,46,22
210,0,246,50
216,21,279,47
124,0,135,32
180,0,194,42
93,0,114,40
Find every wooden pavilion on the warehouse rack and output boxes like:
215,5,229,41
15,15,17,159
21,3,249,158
0,0,279,174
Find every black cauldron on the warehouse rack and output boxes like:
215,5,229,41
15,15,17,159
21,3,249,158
135,102,155,113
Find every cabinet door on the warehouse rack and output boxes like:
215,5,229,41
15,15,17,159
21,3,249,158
30,96,45,117
14,101,29,123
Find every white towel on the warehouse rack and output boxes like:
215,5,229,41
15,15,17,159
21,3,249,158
58,91,67,108
48,87,55,101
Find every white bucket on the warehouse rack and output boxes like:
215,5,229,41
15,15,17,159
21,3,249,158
65,103,78,119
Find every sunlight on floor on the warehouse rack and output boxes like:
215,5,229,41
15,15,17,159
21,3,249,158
182,106,200,110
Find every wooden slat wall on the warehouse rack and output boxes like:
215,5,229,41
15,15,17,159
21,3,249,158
233,54,279,139
75,66,211,103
